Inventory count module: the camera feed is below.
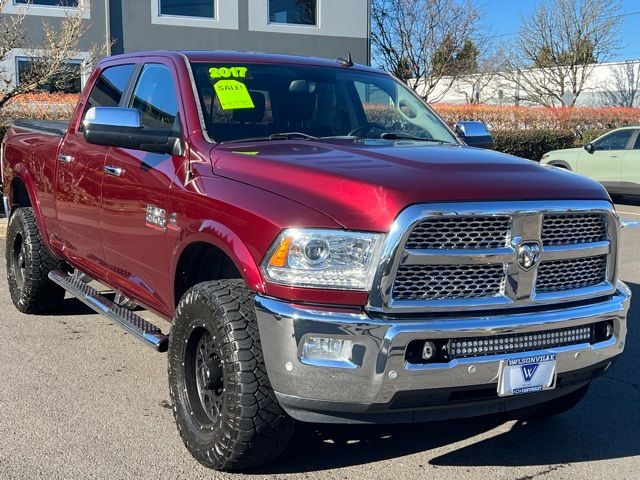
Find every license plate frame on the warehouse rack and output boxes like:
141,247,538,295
497,354,558,397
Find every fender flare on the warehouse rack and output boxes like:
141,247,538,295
8,165,53,251
171,219,266,300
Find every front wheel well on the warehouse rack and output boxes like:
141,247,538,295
548,161,571,171
174,242,243,306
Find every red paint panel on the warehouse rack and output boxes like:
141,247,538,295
101,148,176,313
214,141,611,232
55,132,106,265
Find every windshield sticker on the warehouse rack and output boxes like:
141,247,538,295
231,151,259,155
209,66,248,79
214,80,255,110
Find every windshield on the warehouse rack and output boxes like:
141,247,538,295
190,62,457,144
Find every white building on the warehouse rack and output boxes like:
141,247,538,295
424,60,640,107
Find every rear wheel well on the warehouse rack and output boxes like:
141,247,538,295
174,242,242,306
10,177,31,212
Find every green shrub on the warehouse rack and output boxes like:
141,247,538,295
492,129,576,161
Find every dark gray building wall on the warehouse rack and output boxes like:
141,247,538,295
6,3,107,51
108,0,369,63
0,0,369,90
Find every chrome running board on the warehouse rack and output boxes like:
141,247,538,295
48,270,169,352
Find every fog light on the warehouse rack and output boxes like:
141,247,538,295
605,323,614,339
302,337,354,364
422,341,436,361
597,321,614,341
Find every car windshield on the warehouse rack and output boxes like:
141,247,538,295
190,62,457,144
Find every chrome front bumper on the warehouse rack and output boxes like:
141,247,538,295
255,282,631,423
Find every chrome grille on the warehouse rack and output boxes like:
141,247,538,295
393,264,505,300
405,216,511,250
536,255,608,293
542,213,607,246
369,201,618,313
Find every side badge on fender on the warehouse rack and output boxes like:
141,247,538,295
168,212,179,231
145,205,167,232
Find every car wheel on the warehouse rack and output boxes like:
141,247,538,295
168,280,294,471
5,207,66,313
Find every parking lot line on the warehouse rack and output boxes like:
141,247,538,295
617,211,640,216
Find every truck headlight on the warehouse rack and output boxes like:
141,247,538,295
262,229,384,290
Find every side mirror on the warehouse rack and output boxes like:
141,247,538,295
83,107,183,156
584,143,595,154
454,121,494,150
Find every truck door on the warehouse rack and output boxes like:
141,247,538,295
101,62,182,314
54,63,137,274
577,129,634,191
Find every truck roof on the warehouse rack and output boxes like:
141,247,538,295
100,50,383,74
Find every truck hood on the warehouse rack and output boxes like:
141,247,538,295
212,140,610,231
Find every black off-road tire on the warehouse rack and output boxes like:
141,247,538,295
511,384,590,421
5,207,65,313
168,280,294,471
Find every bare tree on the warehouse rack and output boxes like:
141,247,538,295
600,61,640,108
0,0,109,109
502,0,622,107
371,0,484,101
452,50,506,104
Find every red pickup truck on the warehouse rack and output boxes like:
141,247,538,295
1,50,632,471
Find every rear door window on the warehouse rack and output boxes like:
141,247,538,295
83,64,136,116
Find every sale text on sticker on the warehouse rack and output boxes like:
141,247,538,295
214,80,255,110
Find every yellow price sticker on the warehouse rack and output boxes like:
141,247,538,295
214,80,255,110
209,66,248,79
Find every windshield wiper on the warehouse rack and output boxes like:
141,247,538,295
222,132,318,144
269,132,317,140
379,132,453,144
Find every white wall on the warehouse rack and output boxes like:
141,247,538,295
424,60,640,107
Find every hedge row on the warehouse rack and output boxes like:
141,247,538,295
491,128,614,161
432,103,640,134
492,130,574,161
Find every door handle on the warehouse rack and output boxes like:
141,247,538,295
57,154,74,164
104,165,124,177
610,155,620,158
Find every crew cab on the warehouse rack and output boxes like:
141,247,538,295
1,50,633,471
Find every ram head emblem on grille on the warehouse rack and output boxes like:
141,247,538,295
516,242,542,271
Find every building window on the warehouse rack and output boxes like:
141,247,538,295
17,58,83,93
14,0,79,6
159,0,214,19
269,0,317,25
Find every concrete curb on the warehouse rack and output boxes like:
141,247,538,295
0,217,7,238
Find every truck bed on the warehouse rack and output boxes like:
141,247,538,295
12,119,70,137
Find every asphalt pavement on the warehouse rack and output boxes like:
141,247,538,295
0,199,639,480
